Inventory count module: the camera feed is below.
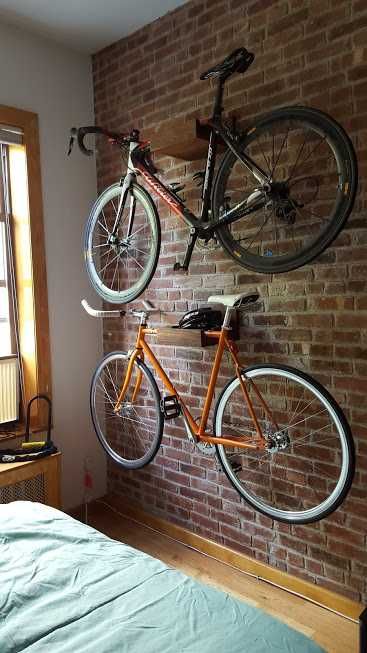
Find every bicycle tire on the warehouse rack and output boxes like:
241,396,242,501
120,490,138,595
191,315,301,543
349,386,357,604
212,106,357,274
214,364,355,524
84,182,161,304
90,351,163,469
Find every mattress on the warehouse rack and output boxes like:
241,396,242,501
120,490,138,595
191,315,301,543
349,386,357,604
0,502,325,652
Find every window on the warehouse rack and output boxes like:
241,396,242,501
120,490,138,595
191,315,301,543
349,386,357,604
0,141,16,357
0,106,51,435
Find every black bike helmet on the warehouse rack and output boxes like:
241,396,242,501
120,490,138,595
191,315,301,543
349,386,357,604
178,307,222,330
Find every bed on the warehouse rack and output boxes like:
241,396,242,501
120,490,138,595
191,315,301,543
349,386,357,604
0,502,325,652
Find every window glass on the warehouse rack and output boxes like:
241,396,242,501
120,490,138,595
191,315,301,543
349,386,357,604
0,146,14,357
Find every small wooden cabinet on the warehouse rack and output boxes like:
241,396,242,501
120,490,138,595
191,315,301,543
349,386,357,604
0,452,61,509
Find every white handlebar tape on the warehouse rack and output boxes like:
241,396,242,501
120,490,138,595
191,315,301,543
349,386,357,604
81,299,125,318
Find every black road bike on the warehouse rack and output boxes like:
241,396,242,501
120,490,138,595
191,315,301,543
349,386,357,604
69,48,358,304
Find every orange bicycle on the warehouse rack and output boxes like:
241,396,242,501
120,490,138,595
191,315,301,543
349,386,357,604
82,293,354,524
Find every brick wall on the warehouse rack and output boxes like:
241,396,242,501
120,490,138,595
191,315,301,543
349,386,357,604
92,0,367,602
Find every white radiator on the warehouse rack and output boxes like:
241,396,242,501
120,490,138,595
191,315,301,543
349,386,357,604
0,356,19,423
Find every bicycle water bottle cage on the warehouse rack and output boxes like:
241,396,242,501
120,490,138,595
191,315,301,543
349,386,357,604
169,182,186,198
193,171,205,188
161,395,181,420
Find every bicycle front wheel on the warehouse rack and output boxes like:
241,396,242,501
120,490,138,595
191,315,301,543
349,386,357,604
84,182,161,304
90,351,163,469
214,364,354,524
212,106,357,273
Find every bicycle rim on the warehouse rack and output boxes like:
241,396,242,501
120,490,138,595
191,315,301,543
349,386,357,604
214,365,354,523
90,351,163,469
84,183,160,304
213,107,357,273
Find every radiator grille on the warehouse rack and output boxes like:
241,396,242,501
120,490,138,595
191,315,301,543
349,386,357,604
0,356,19,423
0,473,45,504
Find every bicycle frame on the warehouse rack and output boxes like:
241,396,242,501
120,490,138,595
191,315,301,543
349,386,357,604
131,121,269,234
106,120,269,272
114,325,277,451
107,75,271,271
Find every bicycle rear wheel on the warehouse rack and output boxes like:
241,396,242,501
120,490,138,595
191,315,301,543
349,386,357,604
212,106,357,273
84,182,160,304
214,364,354,524
90,351,163,469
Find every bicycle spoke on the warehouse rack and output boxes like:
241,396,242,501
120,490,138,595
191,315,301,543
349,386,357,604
276,408,328,435
106,364,119,399
99,252,120,275
288,136,326,183
291,423,334,448
258,135,272,175
95,247,112,261
242,211,272,252
289,392,315,427
270,124,290,177
287,131,312,182
101,209,110,231
111,257,119,289
97,378,116,410
93,243,110,249
129,223,147,239
296,203,329,223
130,245,149,256
126,249,144,270
271,207,279,255
97,220,109,234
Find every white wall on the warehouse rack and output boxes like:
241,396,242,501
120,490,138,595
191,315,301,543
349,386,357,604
0,21,106,509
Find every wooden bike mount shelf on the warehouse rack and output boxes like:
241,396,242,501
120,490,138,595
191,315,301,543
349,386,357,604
156,314,239,348
144,117,226,161
157,327,219,348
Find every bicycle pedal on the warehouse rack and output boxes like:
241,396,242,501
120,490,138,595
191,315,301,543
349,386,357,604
161,395,181,420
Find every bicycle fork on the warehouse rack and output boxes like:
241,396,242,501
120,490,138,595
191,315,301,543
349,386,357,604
111,139,140,239
114,349,142,412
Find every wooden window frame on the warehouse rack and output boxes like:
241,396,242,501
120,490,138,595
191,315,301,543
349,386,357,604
0,105,51,436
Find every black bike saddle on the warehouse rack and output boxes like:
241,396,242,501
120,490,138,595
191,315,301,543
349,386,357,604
200,47,254,81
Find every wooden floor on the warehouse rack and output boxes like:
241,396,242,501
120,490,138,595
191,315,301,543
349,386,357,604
79,500,358,653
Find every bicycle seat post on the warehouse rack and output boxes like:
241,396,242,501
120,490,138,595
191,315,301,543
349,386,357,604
131,309,149,326
212,78,226,121
131,300,160,326
222,306,234,330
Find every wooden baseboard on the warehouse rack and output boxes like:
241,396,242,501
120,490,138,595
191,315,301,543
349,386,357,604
103,492,362,622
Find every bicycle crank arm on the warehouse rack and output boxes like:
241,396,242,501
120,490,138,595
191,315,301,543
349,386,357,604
173,228,198,272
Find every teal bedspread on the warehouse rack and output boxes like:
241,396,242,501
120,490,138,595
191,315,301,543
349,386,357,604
0,502,325,652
